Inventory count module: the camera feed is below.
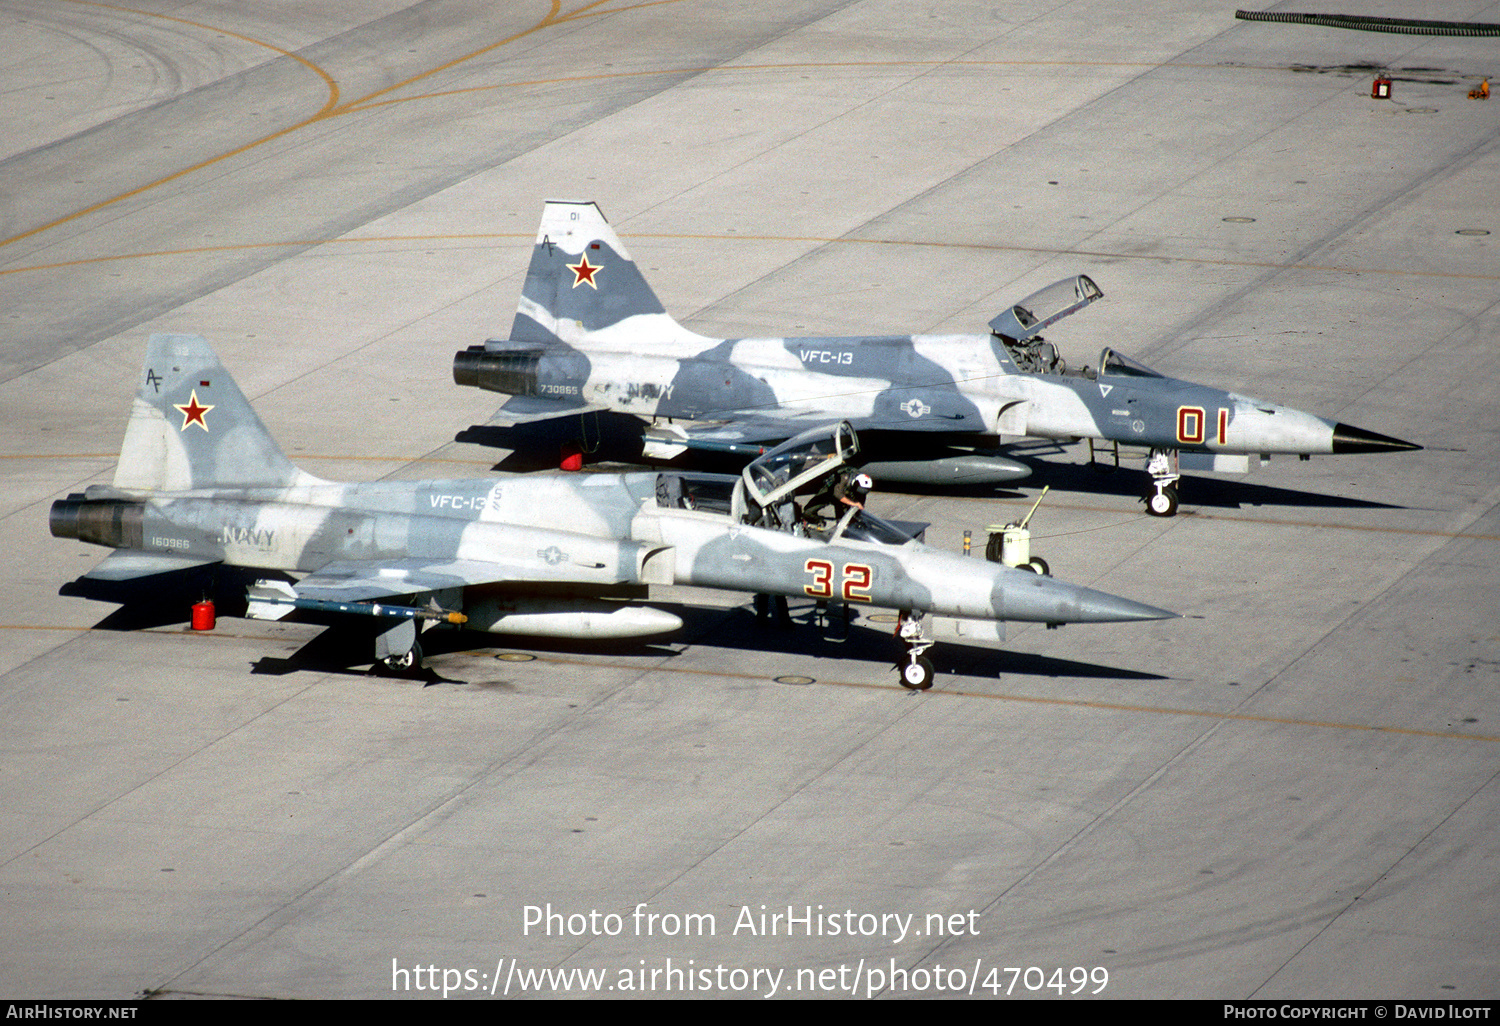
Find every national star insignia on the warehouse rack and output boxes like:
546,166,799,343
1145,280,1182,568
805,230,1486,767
174,390,214,431
566,253,601,289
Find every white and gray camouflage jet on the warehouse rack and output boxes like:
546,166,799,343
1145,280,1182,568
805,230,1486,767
52,334,1174,686
454,201,1419,516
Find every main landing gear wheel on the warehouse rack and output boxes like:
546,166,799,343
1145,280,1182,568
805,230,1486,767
901,656,935,691
1146,485,1179,517
1022,557,1050,576
382,641,423,676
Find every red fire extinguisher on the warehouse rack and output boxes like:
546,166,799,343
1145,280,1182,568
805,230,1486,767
191,599,216,631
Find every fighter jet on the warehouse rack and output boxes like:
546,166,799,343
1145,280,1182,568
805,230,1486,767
453,201,1419,516
51,334,1174,687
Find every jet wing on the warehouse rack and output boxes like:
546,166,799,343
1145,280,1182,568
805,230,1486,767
484,393,605,427
292,555,630,603
83,551,222,581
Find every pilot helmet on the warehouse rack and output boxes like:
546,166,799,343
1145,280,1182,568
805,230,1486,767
851,473,873,492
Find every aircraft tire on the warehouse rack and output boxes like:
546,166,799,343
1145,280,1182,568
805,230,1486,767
1146,485,1179,517
382,641,424,676
900,656,935,691
1027,557,1050,576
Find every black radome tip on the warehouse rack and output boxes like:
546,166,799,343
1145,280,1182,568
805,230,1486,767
1331,423,1422,455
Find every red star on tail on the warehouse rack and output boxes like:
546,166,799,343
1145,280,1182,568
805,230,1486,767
174,390,214,431
567,253,601,288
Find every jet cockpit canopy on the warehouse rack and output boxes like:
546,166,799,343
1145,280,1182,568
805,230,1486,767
739,420,859,511
988,274,1103,342
1097,347,1165,378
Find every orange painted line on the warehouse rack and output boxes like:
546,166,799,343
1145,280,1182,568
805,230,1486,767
5,230,1497,284
9,624,1491,744
2,453,495,467
491,651,1500,744
0,1,620,249
3,1,1425,255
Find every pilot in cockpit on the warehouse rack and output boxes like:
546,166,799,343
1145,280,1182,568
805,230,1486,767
804,470,872,525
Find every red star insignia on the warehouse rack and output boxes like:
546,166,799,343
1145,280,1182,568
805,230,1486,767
174,389,214,431
566,253,601,289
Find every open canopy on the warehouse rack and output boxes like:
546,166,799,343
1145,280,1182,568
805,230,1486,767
740,420,859,509
988,274,1103,340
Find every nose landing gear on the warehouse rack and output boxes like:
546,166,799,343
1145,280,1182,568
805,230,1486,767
1142,449,1181,517
895,613,936,691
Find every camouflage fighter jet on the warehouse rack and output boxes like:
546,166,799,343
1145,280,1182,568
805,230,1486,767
51,335,1175,687
453,201,1419,516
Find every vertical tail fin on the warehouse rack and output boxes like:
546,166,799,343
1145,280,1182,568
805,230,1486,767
113,333,317,492
509,200,678,344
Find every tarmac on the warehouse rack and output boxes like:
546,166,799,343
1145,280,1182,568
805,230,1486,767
1,0,1496,1001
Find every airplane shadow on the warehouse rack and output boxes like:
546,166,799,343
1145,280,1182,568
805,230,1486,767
247,623,470,685
61,568,1163,687
1011,454,1407,513
455,418,1403,514
247,595,1167,687
60,568,464,684
59,565,273,631
669,601,1168,684
448,599,1168,686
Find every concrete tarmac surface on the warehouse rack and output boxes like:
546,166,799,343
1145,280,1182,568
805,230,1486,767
1,0,1496,1000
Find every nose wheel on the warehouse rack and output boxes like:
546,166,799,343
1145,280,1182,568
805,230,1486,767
901,656,935,691
1143,448,1181,517
895,613,936,690
1145,483,1179,517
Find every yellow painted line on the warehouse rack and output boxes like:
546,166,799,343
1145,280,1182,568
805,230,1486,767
1174,508,1500,541
4,229,1495,283
0,454,118,460
934,684,1500,744
8,0,1478,259
332,0,597,112
3,1,343,249
3,453,493,465
346,56,1359,112
67,0,340,112
932,493,1500,542
4,1,635,249
0,235,532,277
483,650,1500,745
7,624,1492,744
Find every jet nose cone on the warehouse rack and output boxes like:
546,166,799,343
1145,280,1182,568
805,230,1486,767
1004,572,1178,624
1069,585,1179,624
1332,423,1421,455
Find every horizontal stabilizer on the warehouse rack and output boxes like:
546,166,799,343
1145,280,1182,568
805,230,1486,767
83,551,221,581
484,393,604,427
